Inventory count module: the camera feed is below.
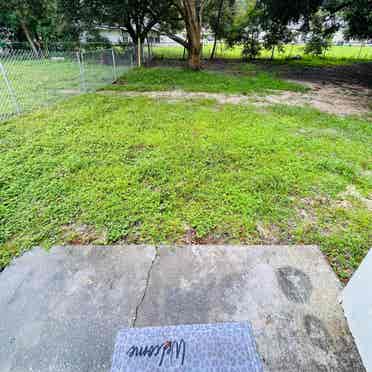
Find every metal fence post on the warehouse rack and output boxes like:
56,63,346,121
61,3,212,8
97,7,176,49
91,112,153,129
0,61,21,114
131,46,135,67
137,37,142,67
111,48,117,81
76,51,87,92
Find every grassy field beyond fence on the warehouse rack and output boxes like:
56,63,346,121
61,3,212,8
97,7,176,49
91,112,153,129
153,43,372,66
0,49,132,121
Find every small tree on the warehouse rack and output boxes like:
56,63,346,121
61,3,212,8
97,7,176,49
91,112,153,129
262,21,294,59
304,33,330,57
208,0,225,60
304,11,335,56
206,0,235,60
241,27,262,60
225,0,262,60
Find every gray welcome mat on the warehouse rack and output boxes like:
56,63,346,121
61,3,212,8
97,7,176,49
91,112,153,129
111,322,263,371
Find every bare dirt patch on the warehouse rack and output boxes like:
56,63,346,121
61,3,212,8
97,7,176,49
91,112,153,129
61,223,107,245
145,59,372,116
58,89,81,95
255,221,281,243
101,82,371,116
100,89,252,105
338,185,372,211
180,226,232,245
361,169,372,178
261,81,371,116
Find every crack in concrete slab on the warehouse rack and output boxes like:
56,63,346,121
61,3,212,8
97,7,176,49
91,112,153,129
131,246,159,327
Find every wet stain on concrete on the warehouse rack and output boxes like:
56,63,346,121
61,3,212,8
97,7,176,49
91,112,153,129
336,337,366,371
304,314,332,352
309,360,328,372
276,266,313,304
153,273,239,325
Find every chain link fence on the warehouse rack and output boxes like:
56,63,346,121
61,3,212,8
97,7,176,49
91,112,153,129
0,46,140,122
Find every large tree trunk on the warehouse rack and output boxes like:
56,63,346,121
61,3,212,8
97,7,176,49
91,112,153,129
164,0,205,69
187,29,202,69
188,46,201,69
182,0,203,70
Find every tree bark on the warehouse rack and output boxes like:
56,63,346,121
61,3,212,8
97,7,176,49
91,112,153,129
182,0,203,70
210,0,224,60
188,43,201,69
160,0,205,69
187,29,202,69
146,36,152,65
210,37,218,61
20,20,39,57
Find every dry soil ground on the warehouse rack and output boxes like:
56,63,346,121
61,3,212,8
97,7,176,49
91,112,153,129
148,59,372,116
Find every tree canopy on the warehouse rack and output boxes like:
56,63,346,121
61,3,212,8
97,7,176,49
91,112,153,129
1,0,371,67
0,0,56,53
342,0,372,40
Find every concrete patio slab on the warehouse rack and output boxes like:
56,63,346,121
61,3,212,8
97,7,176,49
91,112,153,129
0,245,156,372
0,245,364,372
137,245,364,371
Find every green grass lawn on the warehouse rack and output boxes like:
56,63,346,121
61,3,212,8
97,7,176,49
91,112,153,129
154,44,372,66
0,94,371,281
0,55,129,120
110,67,306,93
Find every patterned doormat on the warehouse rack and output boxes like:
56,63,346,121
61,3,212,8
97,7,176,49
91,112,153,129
111,322,263,371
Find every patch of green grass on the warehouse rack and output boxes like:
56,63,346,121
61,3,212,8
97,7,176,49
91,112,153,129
269,56,372,67
109,67,306,93
0,57,129,119
154,44,372,66
0,95,371,280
